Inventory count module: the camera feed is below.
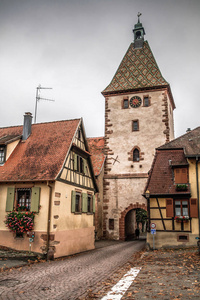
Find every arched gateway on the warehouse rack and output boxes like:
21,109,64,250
119,203,147,241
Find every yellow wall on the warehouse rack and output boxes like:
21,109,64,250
52,180,94,232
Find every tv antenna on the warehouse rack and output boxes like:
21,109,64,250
34,84,55,123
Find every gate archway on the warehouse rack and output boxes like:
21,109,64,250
119,202,147,241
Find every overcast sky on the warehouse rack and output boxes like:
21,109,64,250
0,0,200,138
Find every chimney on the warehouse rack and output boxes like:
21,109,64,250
22,112,33,140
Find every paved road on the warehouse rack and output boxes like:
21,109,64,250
0,240,145,300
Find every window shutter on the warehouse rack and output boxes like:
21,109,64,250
93,195,96,213
174,168,188,184
31,187,41,212
190,198,198,218
71,191,76,213
82,193,87,213
166,198,174,217
6,187,15,212
74,153,77,171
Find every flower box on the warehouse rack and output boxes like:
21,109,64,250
176,184,188,191
175,216,189,223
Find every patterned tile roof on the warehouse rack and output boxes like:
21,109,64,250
158,126,200,156
87,137,105,176
146,149,190,196
102,41,169,95
0,119,80,182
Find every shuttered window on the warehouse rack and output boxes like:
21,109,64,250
6,187,40,212
174,168,188,184
190,198,198,218
166,198,174,217
72,191,95,214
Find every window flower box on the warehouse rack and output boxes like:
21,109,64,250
175,216,189,223
176,184,188,191
5,208,37,234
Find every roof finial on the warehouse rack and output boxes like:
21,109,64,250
137,12,142,23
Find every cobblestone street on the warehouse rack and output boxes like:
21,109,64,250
83,247,200,300
0,240,145,299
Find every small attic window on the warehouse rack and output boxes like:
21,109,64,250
0,146,6,164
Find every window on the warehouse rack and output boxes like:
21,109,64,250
17,188,31,211
123,99,129,109
175,200,188,216
74,154,85,174
6,187,40,212
78,128,81,140
109,219,114,230
75,192,82,213
174,168,188,184
143,97,150,107
87,194,93,213
132,120,139,131
133,148,140,162
71,191,95,214
0,146,5,164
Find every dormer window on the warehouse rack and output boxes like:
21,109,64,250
0,146,5,164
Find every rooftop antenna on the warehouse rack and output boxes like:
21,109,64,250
34,84,55,123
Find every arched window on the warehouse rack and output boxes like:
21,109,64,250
133,148,140,162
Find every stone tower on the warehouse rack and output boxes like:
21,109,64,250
102,16,175,240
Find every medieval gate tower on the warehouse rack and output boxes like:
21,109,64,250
102,15,175,240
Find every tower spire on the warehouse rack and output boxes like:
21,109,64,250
133,12,145,49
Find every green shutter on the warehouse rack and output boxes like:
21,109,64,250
82,193,87,213
74,153,77,171
71,190,76,213
93,195,96,213
6,187,15,212
31,187,41,212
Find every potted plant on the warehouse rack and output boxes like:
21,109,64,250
176,184,188,191
5,208,37,236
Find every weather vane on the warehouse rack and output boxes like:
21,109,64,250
137,12,142,23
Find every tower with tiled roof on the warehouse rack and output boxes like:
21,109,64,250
102,15,175,240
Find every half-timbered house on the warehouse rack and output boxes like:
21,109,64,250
144,127,200,248
0,113,98,258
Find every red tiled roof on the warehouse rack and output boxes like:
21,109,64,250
0,119,80,182
87,137,105,176
146,149,190,196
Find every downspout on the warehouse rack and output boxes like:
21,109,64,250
47,181,53,260
196,157,200,254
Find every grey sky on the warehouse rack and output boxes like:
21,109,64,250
0,0,199,138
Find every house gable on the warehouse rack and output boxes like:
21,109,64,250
57,121,98,192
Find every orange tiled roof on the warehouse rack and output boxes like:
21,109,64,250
102,41,170,95
0,119,80,182
87,137,105,176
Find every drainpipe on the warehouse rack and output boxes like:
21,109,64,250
47,181,52,260
196,157,200,254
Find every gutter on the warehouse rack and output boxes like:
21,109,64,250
47,181,53,260
196,156,200,253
